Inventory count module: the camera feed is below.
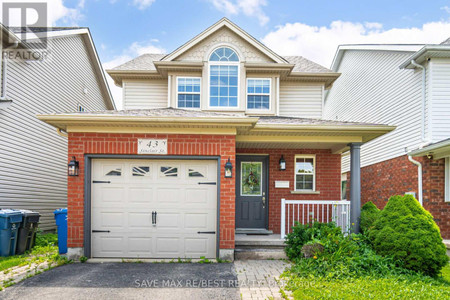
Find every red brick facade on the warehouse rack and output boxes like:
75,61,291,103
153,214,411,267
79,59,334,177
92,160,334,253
67,133,236,250
237,149,342,234
348,154,450,238
67,132,343,254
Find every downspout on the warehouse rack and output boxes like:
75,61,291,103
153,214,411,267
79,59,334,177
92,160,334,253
407,154,423,206
0,41,19,101
410,59,426,142
408,59,426,206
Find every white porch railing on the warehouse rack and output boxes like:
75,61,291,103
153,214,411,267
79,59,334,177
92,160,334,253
280,199,351,239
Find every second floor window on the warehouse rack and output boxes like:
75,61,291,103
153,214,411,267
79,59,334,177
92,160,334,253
209,47,239,108
177,77,201,108
247,79,270,110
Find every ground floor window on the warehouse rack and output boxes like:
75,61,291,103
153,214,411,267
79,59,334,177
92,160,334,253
295,155,315,191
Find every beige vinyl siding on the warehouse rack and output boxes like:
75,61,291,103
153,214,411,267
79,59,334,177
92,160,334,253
279,82,323,118
123,79,168,109
325,50,423,172
0,35,109,230
429,58,450,142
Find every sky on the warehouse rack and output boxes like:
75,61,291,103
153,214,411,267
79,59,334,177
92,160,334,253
2,0,450,108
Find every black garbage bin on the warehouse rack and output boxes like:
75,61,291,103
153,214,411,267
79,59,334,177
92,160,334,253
16,210,40,255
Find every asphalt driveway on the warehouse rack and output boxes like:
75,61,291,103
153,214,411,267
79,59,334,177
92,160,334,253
0,263,240,300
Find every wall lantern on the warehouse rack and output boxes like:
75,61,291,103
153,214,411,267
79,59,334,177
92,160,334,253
279,155,286,171
68,156,79,176
224,158,233,178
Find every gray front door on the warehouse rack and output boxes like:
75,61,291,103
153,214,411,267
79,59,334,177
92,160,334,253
235,156,268,229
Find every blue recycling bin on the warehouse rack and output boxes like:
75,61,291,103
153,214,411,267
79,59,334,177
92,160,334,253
54,208,68,254
0,209,23,256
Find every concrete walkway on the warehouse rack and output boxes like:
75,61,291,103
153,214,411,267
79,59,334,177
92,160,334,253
234,260,290,300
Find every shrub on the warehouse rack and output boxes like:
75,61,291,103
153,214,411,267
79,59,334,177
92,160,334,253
368,194,449,277
360,201,380,234
284,222,342,261
289,233,414,279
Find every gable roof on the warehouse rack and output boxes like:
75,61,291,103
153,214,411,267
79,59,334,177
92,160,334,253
330,44,424,72
113,54,165,71
283,56,332,73
162,18,287,63
6,27,115,109
441,37,450,45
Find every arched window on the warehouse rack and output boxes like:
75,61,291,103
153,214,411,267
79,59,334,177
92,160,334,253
209,47,239,107
209,47,239,62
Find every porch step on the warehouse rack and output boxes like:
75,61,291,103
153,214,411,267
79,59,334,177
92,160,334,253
235,248,287,260
235,228,273,235
234,233,287,260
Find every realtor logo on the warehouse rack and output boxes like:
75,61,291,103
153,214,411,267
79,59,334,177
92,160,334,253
2,2,48,49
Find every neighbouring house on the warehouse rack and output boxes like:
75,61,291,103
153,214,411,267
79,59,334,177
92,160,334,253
325,40,450,238
0,25,115,230
38,18,393,260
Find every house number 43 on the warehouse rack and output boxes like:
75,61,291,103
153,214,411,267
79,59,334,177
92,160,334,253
138,139,168,155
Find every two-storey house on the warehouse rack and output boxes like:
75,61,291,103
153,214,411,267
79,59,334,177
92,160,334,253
1,25,115,230
39,19,393,260
325,40,450,238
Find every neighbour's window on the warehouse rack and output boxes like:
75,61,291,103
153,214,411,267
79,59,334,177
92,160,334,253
177,77,201,108
295,155,315,191
209,47,239,108
247,79,270,110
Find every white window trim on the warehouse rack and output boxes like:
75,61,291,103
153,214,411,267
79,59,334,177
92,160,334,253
294,154,316,191
176,76,201,109
207,46,240,110
246,78,271,111
445,157,450,202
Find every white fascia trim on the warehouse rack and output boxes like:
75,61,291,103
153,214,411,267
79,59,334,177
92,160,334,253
399,45,450,69
331,44,423,72
21,29,89,40
408,139,450,157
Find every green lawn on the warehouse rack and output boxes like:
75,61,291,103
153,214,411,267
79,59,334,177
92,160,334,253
282,264,450,300
0,233,67,274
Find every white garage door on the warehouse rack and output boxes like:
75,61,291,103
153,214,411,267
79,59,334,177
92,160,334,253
91,159,217,258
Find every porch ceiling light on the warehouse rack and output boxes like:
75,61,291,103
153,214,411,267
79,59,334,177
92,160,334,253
279,155,286,171
68,156,79,176
224,158,233,178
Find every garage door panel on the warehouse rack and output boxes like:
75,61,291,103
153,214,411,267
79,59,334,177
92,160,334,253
185,238,210,255
94,187,125,203
156,187,182,204
129,187,153,203
94,236,125,254
155,213,180,229
155,237,181,256
128,237,153,254
128,212,153,228
91,159,217,259
98,212,124,228
184,213,209,229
